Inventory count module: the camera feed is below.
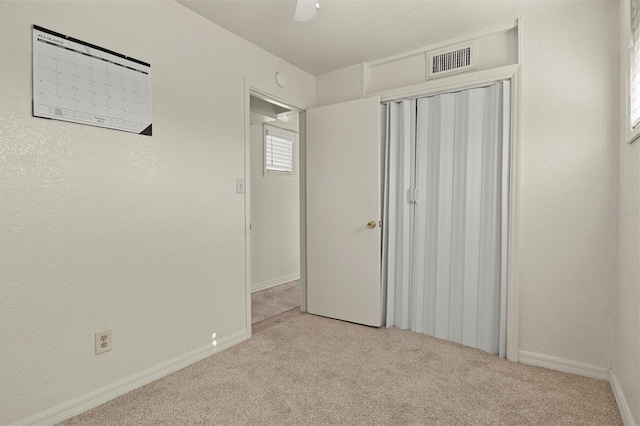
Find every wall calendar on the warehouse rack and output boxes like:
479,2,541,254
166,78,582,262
32,25,152,135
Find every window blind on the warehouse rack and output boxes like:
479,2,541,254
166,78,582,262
265,126,294,174
631,0,640,128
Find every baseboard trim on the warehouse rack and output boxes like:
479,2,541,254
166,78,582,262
518,350,609,381
610,371,638,426
19,330,247,426
251,273,300,293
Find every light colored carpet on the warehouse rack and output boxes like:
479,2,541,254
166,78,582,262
64,313,621,425
251,280,300,324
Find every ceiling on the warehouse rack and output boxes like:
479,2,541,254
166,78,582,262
177,0,582,76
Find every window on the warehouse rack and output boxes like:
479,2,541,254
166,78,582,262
264,125,295,175
631,0,640,130
624,0,640,142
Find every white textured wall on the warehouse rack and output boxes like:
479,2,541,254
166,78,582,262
518,0,618,369
314,0,620,373
612,1,640,423
366,29,517,95
0,1,314,424
250,124,300,291
315,64,363,108
315,29,517,107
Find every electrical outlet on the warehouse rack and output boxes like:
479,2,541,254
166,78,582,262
95,330,112,355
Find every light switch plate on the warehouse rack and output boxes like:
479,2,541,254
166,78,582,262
236,178,245,194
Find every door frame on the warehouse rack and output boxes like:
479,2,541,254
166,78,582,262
243,78,308,339
372,63,522,362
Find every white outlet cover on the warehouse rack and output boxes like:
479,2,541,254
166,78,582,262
95,330,112,355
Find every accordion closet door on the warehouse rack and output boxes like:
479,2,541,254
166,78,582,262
383,82,510,356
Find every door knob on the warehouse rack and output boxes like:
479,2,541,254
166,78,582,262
367,221,377,229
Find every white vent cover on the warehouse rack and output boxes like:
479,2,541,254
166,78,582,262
427,41,479,79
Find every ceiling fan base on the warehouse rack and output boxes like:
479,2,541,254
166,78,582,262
294,0,318,21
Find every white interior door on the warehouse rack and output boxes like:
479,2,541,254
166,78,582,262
306,96,382,327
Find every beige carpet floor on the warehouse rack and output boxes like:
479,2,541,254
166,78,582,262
251,280,300,324
64,313,621,426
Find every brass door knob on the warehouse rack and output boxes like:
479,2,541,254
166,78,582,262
367,221,377,229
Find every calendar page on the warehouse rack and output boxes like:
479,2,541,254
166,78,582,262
32,25,152,135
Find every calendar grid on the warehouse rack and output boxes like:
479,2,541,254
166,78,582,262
33,26,152,135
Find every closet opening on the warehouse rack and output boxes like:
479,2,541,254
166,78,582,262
381,81,511,357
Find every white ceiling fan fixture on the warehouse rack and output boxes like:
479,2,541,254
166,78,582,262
295,0,319,22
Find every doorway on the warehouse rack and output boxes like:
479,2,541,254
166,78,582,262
248,95,301,332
